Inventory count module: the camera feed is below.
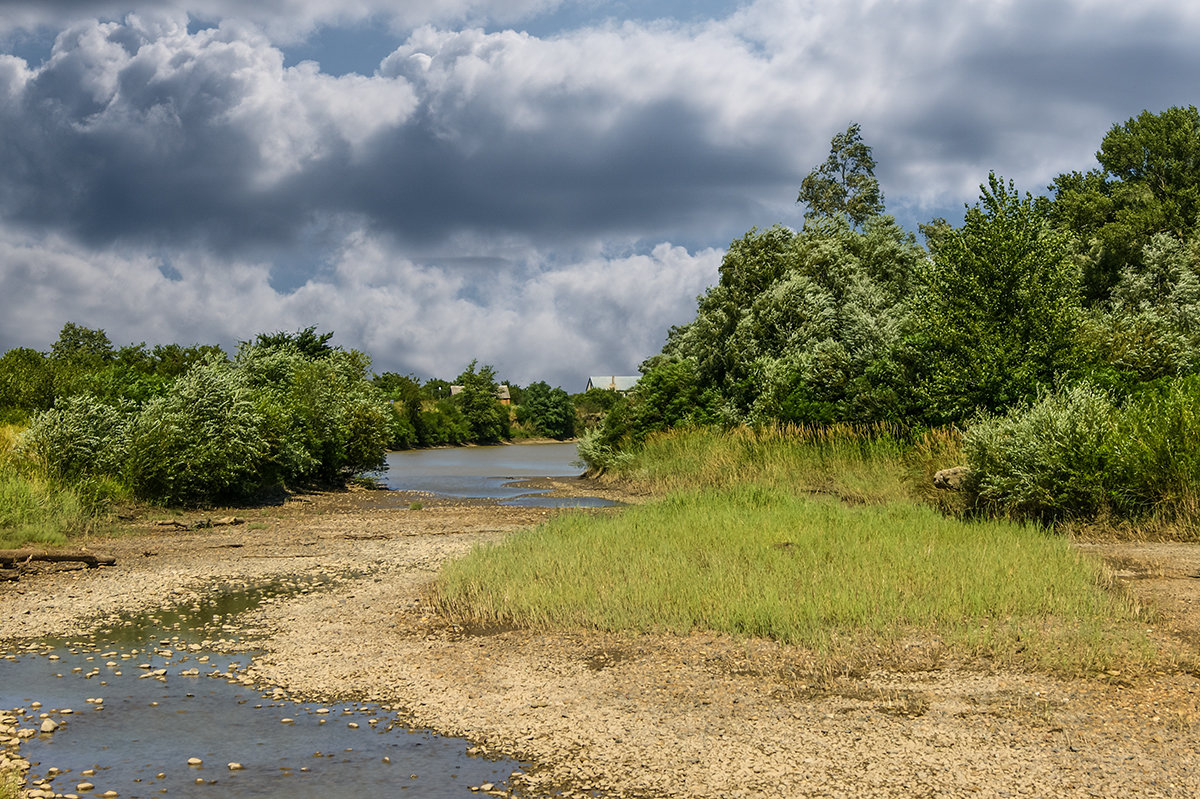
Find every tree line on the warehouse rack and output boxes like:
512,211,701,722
0,324,585,506
582,106,1200,525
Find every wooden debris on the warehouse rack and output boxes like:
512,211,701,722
0,549,116,568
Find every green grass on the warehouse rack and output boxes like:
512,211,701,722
432,425,1166,676
0,423,92,549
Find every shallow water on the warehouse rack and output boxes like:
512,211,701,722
378,441,619,507
1,585,523,798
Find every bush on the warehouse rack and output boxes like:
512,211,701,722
1108,376,1200,517
963,383,1115,521
963,376,1200,525
124,362,265,505
21,395,133,480
576,426,633,473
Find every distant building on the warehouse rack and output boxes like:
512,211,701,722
586,375,639,394
450,384,512,405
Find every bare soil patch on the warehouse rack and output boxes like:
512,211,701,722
2,484,1199,798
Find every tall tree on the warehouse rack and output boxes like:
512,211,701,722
907,174,1081,423
1050,106,1200,300
50,322,114,365
517,381,576,440
798,122,885,228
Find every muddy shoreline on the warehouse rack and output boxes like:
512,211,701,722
3,483,1200,798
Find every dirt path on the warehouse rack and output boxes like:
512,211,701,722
2,484,1199,798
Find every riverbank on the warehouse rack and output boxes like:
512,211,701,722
2,484,1199,798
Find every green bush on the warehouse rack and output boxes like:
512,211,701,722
124,361,266,505
1108,376,1200,516
963,376,1200,525
964,382,1116,521
21,395,133,480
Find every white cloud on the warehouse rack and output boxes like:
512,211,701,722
0,227,720,388
4,0,1200,381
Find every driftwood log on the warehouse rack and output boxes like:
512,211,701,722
0,549,116,569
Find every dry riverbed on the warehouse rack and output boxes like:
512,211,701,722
2,482,1200,798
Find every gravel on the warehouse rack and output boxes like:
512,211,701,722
2,486,1199,798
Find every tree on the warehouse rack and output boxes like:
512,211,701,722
907,174,1081,423
1050,106,1200,300
50,322,115,365
0,347,54,420
453,361,510,444
663,215,921,424
248,326,336,360
625,356,718,441
374,372,428,449
517,381,576,439
798,122,885,228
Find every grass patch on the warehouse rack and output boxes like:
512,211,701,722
434,486,1155,674
0,771,21,799
0,423,96,549
434,425,1171,676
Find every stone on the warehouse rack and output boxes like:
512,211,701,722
40,718,59,733
227,762,244,771
76,782,95,791
187,757,203,766
933,466,971,491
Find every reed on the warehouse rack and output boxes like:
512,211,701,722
621,423,916,503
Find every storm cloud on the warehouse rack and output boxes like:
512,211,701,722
1,0,1199,387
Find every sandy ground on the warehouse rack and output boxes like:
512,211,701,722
2,480,1200,798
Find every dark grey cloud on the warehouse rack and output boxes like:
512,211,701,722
4,0,1200,386
0,15,798,261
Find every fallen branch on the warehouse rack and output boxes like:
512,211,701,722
0,549,116,568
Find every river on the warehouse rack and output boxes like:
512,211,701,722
377,441,617,507
0,444,613,797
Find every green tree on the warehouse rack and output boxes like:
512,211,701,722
124,361,265,505
517,381,576,439
0,348,54,420
1051,106,1200,300
48,322,116,399
249,326,336,360
907,174,1081,423
374,372,429,449
625,357,718,441
50,322,115,365
423,378,453,400
453,361,510,444
798,122,885,229
664,216,921,424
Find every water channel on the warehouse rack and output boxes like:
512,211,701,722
377,441,617,508
0,443,606,798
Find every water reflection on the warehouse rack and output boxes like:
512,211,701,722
378,442,619,507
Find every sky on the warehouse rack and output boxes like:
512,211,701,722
0,0,1197,390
